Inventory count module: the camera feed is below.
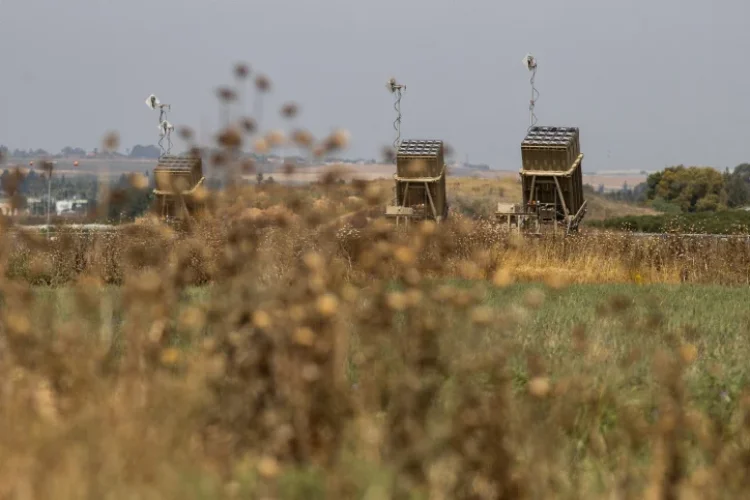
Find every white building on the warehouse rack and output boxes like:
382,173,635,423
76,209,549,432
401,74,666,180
55,199,89,216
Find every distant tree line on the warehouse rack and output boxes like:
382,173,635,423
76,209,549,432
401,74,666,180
599,164,750,214
0,169,99,200
0,144,162,159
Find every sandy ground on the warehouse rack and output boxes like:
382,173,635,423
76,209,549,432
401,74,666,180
4,159,648,190
251,163,648,190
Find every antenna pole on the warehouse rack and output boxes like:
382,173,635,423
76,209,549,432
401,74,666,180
387,78,406,154
524,54,540,130
157,104,173,156
146,95,173,157
46,171,51,239
393,85,404,150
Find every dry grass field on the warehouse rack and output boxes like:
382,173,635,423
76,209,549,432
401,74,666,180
254,163,648,191
0,77,747,498
352,175,657,221
0,173,749,498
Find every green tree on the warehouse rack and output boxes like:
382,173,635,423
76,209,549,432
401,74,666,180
726,163,750,208
645,165,726,212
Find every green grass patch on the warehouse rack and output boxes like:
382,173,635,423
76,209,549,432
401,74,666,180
21,281,750,497
28,282,750,416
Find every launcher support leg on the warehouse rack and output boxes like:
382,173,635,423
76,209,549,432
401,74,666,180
424,181,438,221
552,177,570,218
403,181,410,228
179,194,194,227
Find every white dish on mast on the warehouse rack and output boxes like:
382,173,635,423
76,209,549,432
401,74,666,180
145,94,170,110
158,120,174,136
522,53,537,71
146,93,174,155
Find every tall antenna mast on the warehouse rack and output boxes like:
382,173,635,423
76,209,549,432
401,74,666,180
522,53,539,130
145,94,174,156
387,77,406,152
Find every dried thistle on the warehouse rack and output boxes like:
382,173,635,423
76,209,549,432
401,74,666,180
255,74,271,92
323,129,350,152
280,102,299,118
234,62,251,80
103,131,120,152
264,130,286,148
239,117,258,134
211,151,228,167
127,173,149,190
217,126,243,149
254,138,270,154
241,158,256,174
381,146,396,163
216,86,238,102
291,129,314,148
178,126,194,141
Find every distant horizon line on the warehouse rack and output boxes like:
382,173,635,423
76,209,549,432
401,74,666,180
0,156,659,176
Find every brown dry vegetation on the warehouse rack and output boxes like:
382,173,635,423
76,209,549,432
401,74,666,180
1,175,750,500
1,70,749,499
357,176,657,221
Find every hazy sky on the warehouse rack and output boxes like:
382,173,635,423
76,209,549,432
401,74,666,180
0,0,748,172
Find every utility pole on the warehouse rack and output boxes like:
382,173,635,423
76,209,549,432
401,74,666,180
44,162,53,239
46,173,51,232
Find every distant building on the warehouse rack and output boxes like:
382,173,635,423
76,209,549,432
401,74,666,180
55,199,89,216
23,197,89,217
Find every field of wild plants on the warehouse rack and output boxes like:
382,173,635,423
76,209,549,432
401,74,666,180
3,70,750,499
2,178,750,499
